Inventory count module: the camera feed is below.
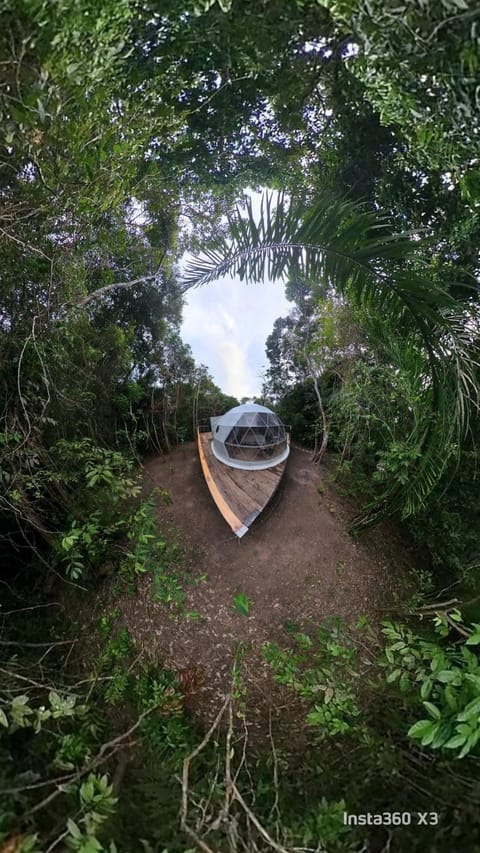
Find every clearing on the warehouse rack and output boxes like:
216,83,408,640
112,443,418,735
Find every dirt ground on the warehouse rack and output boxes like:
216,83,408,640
114,442,419,736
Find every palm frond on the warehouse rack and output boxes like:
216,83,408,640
182,191,454,326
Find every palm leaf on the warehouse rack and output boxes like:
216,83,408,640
182,192,455,342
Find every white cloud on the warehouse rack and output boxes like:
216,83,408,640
181,273,290,399
180,189,292,399
218,338,251,398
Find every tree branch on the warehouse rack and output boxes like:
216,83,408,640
75,273,159,307
21,704,160,819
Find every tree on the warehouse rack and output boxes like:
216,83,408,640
265,280,356,461
318,0,480,175
263,316,308,403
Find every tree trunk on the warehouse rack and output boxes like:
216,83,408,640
305,354,328,464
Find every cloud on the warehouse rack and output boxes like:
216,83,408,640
180,189,291,398
181,273,290,399
217,339,251,399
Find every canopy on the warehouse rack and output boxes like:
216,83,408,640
210,403,289,470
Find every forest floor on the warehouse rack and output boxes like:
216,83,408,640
105,442,420,742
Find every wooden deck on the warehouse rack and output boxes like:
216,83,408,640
197,431,288,538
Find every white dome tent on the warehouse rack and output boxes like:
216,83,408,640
210,403,289,470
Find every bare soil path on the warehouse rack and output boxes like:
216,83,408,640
114,443,419,735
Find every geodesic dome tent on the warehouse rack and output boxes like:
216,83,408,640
210,403,289,470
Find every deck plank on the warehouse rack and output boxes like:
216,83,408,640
197,431,288,537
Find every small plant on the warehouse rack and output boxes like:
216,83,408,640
336,561,346,575
1,689,84,735
66,773,117,851
96,627,135,705
122,494,160,576
51,441,146,581
263,620,363,740
121,497,199,616
98,610,121,636
158,487,173,506
283,619,301,634
151,567,187,613
58,513,105,580
232,593,252,616
404,567,436,612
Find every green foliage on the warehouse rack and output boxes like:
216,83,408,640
0,597,195,851
383,615,480,757
0,667,109,845
403,568,436,613
58,514,105,581
263,621,363,738
276,380,320,447
150,562,188,613
295,798,351,849
50,470,198,615
122,493,160,576
232,592,252,616
330,356,424,468
67,774,118,852
120,493,204,615
2,688,82,735
321,0,480,173
47,441,141,579
408,448,480,577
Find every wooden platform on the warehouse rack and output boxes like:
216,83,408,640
197,431,288,537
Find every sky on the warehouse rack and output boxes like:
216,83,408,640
180,192,291,400
181,273,290,400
